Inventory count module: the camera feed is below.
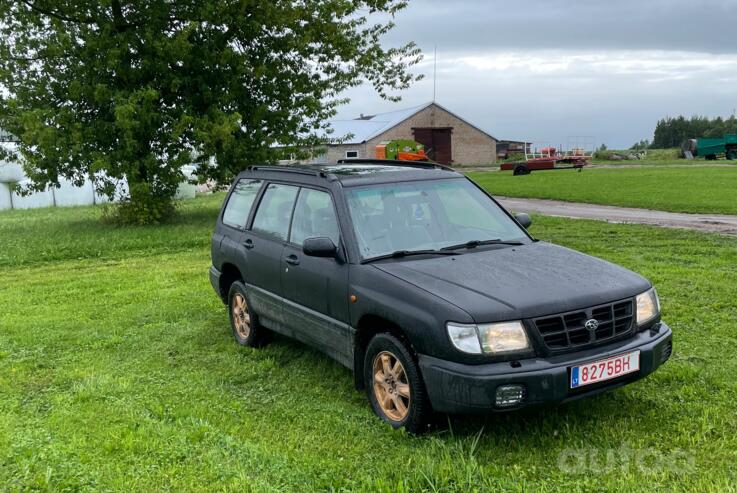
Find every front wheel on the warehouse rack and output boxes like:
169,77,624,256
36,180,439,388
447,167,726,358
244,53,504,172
364,333,430,433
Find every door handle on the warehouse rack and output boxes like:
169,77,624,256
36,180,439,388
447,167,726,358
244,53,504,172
243,239,254,249
285,254,300,266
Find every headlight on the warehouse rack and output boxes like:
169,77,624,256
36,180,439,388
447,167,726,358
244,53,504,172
636,288,660,326
478,321,531,354
447,321,530,355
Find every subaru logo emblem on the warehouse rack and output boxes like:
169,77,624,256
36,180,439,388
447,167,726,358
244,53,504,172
585,319,599,331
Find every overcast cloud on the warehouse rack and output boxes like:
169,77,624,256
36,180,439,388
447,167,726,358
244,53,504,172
337,0,737,149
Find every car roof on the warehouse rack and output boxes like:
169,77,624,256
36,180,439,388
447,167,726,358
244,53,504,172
237,160,462,187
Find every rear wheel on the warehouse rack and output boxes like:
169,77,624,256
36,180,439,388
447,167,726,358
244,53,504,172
364,333,430,433
228,281,269,347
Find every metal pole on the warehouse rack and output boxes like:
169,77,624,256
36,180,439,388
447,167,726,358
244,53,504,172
433,44,437,102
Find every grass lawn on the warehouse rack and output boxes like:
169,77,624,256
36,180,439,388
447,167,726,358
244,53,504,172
468,166,737,215
1,196,736,491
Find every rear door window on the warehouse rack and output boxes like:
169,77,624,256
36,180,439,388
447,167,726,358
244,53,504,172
222,179,262,229
251,183,299,241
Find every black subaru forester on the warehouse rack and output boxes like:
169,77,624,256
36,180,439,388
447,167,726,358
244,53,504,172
209,160,672,432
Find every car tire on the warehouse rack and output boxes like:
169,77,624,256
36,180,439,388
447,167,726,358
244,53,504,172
228,281,269,347
364,333,430,433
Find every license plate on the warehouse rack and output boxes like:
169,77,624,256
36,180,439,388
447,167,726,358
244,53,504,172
570,350,640,389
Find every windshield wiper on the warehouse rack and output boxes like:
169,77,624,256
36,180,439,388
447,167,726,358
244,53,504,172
362,249,459,264
441,239,524,251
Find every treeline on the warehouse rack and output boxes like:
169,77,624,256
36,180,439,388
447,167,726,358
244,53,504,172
651,115,737,148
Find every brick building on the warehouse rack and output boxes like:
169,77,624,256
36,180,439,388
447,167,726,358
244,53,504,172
313,102,498,165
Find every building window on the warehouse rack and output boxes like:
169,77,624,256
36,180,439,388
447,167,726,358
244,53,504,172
345,150,359,159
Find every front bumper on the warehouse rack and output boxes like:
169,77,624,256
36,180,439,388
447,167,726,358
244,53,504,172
419,322,673,414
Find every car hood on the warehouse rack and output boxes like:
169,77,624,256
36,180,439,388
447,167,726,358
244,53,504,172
372,241,651,322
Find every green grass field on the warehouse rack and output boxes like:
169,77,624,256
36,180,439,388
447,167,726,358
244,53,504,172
469,166,737,215
1,196,736,491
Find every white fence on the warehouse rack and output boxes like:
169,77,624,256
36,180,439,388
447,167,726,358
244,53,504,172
0,161,197,211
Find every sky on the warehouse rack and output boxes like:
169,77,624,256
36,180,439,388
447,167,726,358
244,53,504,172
335,0,737,149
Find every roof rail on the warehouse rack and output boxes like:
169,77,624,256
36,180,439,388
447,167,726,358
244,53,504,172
247,165,327,178
336,158,455,172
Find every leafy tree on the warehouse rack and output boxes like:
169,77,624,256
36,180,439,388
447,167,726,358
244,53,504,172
0,1,421,223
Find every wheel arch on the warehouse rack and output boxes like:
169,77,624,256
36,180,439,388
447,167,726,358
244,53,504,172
353,314,417,390
219,263,243,303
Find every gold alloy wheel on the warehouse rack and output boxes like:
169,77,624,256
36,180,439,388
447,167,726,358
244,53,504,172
372,351,411,422
232,293,251,339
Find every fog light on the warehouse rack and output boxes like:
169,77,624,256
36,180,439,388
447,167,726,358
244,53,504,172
495,384,527,408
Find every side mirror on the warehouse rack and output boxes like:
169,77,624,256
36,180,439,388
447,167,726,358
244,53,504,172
303,237,338,258
515,212,532,229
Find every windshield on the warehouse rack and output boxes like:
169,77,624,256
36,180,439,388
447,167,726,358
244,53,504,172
344,178,529,259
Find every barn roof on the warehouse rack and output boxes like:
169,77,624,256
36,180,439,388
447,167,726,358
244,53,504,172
323,102,497,144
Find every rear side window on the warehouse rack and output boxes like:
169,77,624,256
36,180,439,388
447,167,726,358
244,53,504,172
222,179,262,228
290,189,340,246
252,183,299,241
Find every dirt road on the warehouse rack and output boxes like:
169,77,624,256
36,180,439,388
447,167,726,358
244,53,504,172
497,197,737,236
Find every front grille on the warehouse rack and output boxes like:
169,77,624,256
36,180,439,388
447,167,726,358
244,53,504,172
532,299,635,351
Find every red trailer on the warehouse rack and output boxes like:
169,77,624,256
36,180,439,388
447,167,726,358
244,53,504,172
500,145,592,175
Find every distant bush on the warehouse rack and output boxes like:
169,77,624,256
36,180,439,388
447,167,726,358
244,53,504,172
101,183,178,225
593,150,613,160
500,152,525,163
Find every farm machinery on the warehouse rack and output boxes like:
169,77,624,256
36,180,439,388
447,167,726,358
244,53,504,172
500,145,593,175
375,139,429,162
681,135,737,160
